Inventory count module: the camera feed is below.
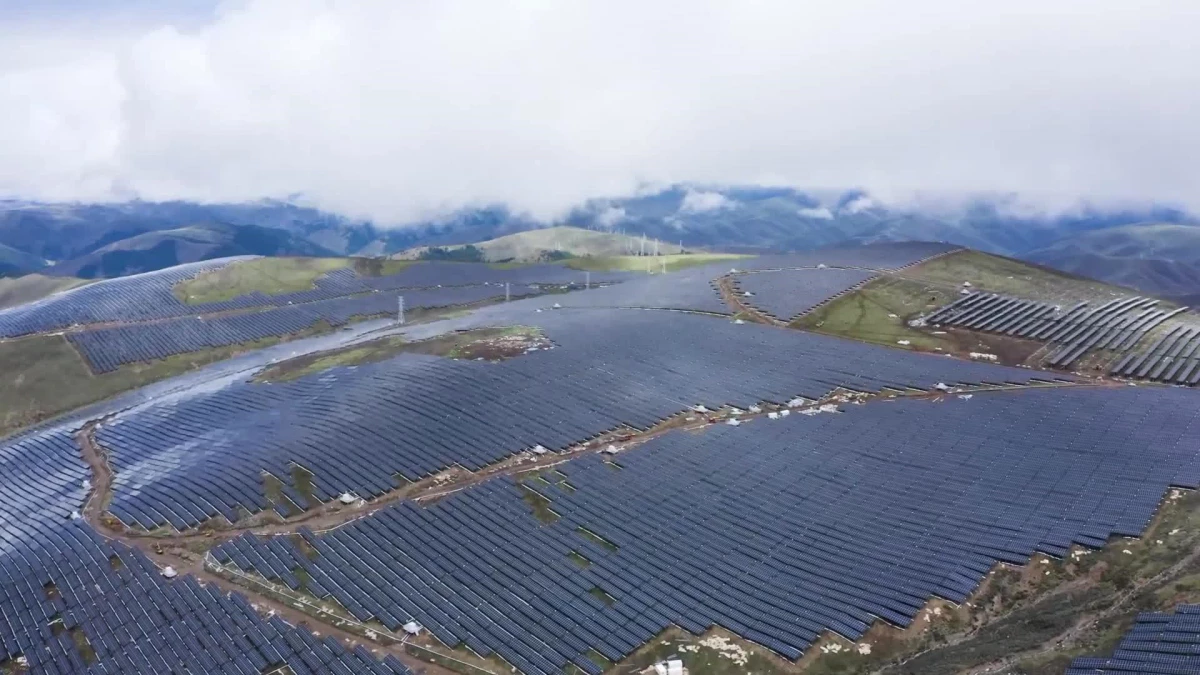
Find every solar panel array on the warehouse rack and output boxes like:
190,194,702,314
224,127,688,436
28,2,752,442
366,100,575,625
926,292,1184,368
732,268,877,321
213,386,1200,674
0,405,414,675
1069,604,1200,674
67,285,540,373
93,309,1051,531
1109,324,1200,385
0,257,629,338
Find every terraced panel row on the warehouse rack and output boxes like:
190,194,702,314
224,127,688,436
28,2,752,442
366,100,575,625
927,292,1181,368
67,284,539,373
214,385,1200,674
732,268,876,321
1109,325,1200,385
94,310,1055,531
1069,604,1200,674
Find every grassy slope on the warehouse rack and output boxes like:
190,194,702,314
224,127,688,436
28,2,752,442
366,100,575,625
174,257,351,304
0,274,90,310
796,250,1145,355
0,331,314,438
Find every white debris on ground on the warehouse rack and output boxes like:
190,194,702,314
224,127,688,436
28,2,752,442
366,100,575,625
693,405,709,413
857,643,872,655
779,409,791,417
1122,549,1133,555
962,281,973,287
1171,489,1183,501
678,635,750,666
768,412,779,420
888,313,899,319
897,340,911,346
958,394,973,401
69,510,81,520
82,478,91,491
726,419,741,427
552,302,561,308
817,263,827,269
932,330,947,335
531,444,548,455
734,319,745,325
960,288,972,295
801,404,839,416
748,405,762,414
969,352,999,362
934,382,952,392
820,642,845,655
787,397,806,408
161,566,178,579
339,492,357,505
1170,528,1181,536
602,445,620,455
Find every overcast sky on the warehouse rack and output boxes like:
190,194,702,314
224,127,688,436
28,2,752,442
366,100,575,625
1,0,1198,223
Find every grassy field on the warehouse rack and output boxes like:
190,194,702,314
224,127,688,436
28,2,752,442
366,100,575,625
795,277,958,352
565,253,750,273
0,274,90,310
897,249,1138,302
0,330,319,438
174,257,352,304
395,225,679,262
254,326,544,383
794,250,1137,363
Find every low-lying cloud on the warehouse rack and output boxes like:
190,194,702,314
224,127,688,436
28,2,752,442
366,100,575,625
1,0,1198,223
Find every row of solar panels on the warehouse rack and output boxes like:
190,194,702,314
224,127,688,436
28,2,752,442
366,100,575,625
0,521,412,675
1110,324,1200,385
1069,604,1200,674
93,309,1054,532
731,268,876,321
0,256,629,338
927,291,1185,368
67,284,540,373
212,385,1200,674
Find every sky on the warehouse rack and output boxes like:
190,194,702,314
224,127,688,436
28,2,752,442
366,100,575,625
1,0,1198,223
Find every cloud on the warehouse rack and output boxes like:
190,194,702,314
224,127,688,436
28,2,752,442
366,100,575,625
678,189,737,214
594,205,628,229
797,207,834,220
840,196,875,215
1,0,1199,223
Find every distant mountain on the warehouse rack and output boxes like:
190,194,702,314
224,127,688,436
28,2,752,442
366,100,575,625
1022,223,1200,301
44,222,337,279
0,242,46,276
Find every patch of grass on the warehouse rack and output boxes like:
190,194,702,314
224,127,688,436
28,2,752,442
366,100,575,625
174,257,351,305
567,551,591,569
519,484,560,525
262,472,301,517
0,274,91,311
902,250,1135,302
0,323,341,439
588,586,616,606
351,258,411,277
255,325,544,383
68,627,96,666
565,253,751,273
795,277,958,351
291,464,317,508
615,628,791,675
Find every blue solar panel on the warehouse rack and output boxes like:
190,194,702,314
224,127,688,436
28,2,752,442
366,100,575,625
214,385,1200,673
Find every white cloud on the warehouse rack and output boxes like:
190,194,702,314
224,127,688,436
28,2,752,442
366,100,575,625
797,206,834,220
594,205,628,229
679,189,737,214
840,196,875,215
1,0,1199,223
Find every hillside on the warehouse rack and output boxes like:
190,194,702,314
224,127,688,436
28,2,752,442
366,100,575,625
43,221,338,279
0,274,89,310
0,241,46,276
1023,222,1200,300
397,225,679,262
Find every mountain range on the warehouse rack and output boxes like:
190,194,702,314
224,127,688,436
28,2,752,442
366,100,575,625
1,189,1197,299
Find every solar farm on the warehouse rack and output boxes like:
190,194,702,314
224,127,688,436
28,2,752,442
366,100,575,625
4,243,1200,675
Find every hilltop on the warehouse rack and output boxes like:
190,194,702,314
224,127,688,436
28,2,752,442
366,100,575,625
396,225,680,263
